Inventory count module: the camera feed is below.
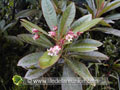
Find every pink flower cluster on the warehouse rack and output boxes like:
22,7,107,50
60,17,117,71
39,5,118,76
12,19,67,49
65,30,82,42
32,28,40,40
47,45,61,56
48,26,58,37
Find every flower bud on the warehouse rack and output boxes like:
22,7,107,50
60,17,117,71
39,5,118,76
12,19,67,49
33,34,40,40
53,26,58,31
48,31,56,37
32,28,39,33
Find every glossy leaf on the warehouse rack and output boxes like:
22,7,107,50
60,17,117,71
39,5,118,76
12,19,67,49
71,14,92,29
25,68,50,80
59,2,76,36
17,52,44,69
42,0,57,30
73,18,102,33
106,0,120,12
66,59,96,86
71,51,109,61
66,39,102,52
62,64,83,90
18,34,53,48
95,27,120,37
16,9,39,19
39,52,60,69
98,0,120,17
99,20,111,27
21,19,48,35
105,13,120,20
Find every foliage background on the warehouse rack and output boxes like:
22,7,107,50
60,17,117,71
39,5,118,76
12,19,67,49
0,0,120,90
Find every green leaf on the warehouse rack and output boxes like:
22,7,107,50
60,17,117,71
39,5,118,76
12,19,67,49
17,52,44,69
65,59,96,86
16,9,39,19
5,36,24,46
99,20,111,27
41,0,57,30
21,19,48,35
106,0,120,12
39,52,61,69
3,21,17,32
105,13,120,20
95,27,120,37
74,39,102,47
25,68,50,79
73,18,102,33
71,51,109,61
59,2,76,37
86,0,96,13
98,0,120,17
71,14,92,29
66,39,102,52
62,64,83,90
18,34,53,48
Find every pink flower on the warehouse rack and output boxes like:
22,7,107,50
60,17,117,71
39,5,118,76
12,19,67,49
60,39,65,45
32,28,39,33
65,34,74,42
53,26,58,31
33,34,40,40
77,32,83,36
47,47,54,56
48,31,56,37
68,30,77,38
68,30,74,35
47,45,61,56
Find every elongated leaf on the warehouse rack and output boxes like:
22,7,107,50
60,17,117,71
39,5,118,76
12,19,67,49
3,21,17,32
66,59,96,86
84,4,94,16
70,51,109,61
95,27,120,37
21,19,48,35
106,0,120,12
71,14,92,29
59,3,76,36
5,36,23,45
66,46,97,52
105,13,120,20
18,34,53,48
18,52,44,69
73,39,102,47
25,68,50,80
42,0,57,30
39,52,61,69
62,64,83,90
16,9,39,19
86,0,96,13
98,0,120,17
73,18,102,33
99,20,111,27
66,39,102,52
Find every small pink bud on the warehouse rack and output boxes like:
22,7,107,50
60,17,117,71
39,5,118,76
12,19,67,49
48,31,56,37
60,39,65,45
68,30,74,35
53,26,58,31
33,34,40,40
32,28,39,33
77,32,83,36
73,35,77,38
